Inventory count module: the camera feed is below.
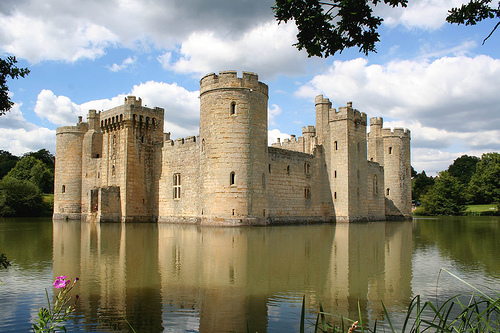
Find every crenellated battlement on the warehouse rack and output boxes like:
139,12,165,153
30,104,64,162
370,117,383,127
99,96,164,133
315,95,332,108
331,102,367,125
381,127,411,138
302,125,316,135
200,71,268,96
164,135,199,149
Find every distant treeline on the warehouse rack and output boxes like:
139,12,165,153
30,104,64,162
0,149,54,217
413,153,500,216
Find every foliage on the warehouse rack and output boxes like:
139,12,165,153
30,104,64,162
447,154,480,186
468,152,500,206
24,149,55,172
0,56,30,115
301,270,500,332
0,150,20,179
412,170,434,202
6,155,54,193
33,276,79,333
447,0,500,44
0,253,10,270
417,171,466,216
0,176,44,217
273,0,408,58
0,253,10,283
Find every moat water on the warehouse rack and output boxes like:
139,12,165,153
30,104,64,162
0,217,499,332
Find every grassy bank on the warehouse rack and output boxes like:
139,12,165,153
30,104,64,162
413,203,499,216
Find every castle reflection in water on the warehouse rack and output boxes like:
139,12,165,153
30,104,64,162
52,221,412,332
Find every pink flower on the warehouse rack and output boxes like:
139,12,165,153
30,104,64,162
53,276,70,289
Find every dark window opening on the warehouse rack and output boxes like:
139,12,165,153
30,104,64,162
230,172,236,186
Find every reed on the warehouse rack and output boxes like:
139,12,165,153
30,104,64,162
301,269,500,332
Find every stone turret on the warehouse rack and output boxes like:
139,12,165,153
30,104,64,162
199,71,269,225
53,119,87,219
381,128,411,219
327,101,368,222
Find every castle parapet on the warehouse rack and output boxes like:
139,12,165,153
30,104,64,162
370,117,383,127
381,127,411,138
163,135,199,149
199,71,268,97
331,102,367,125
56,122,88,134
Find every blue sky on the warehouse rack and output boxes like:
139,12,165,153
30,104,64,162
0,0,499,175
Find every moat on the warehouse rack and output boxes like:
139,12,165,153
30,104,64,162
1,217,500,332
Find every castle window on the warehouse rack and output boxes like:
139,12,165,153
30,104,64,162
62,185,66,194
304,162,311,175
262,173,266,188
389,147,393,155
173,173,181,199
373,175,378,195
101,120,104,127
304,187,311,199
120,114,123,122
263,209,266,217
287,165,290,175
232,209,235,216
268,164,271,173
230,172,236,186
334,141,338,150
201,139,205,152
386,188,390,196
357,188,360,198
357,169,360,179
334,192,337,200
334,170,337,178
230,102,236,115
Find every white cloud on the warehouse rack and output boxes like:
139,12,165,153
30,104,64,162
268,129,291,146
268,104,282,127
376,0,466,30
0,0,275,63
297,55,500,135
107,56,136,72
0,13,118,63
33,81,200,139
158,21,311,79
0,103,56,155
34,89,82,126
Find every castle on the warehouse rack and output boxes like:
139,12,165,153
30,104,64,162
53,71,411,225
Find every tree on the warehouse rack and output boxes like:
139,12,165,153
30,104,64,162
468,152,500,205
273,0,499,58
0,150,20,179
6,156,54,193
23,149,55,172
273,0,408,57
447,154,480,186
412,170,435,202
0,176,43,217
0,56,30,115
447,0,500,45
418,171,466,216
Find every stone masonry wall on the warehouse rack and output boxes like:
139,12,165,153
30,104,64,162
158,137,201,223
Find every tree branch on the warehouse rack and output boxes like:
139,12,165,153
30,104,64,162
483,20,500,44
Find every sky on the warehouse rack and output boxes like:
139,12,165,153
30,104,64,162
0,0,499,175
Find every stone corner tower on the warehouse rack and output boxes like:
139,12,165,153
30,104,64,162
199,71,269,225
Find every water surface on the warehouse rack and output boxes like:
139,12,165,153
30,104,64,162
0,217,499,332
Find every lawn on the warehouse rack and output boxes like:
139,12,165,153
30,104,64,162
465,204,498,213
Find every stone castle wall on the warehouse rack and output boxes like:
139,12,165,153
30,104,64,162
53,71,411,225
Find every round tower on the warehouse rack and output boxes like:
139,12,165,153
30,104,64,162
199,71,269,225
53,120,87,220
381,128,411,219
